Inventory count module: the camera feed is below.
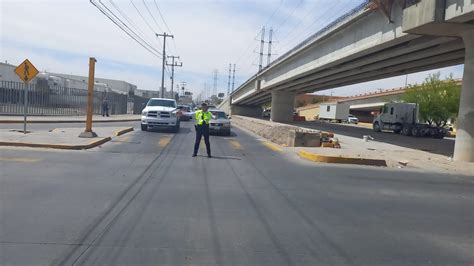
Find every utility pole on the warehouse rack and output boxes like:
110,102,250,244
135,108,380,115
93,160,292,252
267,28,273,66
156,32,174,98
231,64,236,92
181,81,186,97
213,69,218,97
259,27,265,72
227,63,232,96
166,55,182,99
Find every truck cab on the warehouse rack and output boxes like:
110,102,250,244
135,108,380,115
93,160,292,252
373,102,446,138
141,98,180,132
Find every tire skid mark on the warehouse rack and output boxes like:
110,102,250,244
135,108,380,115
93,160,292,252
53,133,179,265
213,140,294,266
243,150,354,265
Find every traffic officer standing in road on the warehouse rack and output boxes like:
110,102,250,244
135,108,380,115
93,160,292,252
193,103,212,157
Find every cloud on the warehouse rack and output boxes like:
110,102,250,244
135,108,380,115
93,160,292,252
4,0,460,100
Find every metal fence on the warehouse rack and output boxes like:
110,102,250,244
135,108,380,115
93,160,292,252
0,81,139,116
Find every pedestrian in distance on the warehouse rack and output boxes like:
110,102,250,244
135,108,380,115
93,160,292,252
102,98,109,117
193,102,212,158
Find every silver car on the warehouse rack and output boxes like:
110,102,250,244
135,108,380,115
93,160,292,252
209,110,231,136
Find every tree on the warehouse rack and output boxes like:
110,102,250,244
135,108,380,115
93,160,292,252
310,97,320,104
402,73,460,127
296,100,306,107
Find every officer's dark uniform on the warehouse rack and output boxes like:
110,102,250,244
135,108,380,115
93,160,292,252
193,109,212,157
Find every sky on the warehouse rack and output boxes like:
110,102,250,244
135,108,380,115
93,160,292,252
0,0,465,99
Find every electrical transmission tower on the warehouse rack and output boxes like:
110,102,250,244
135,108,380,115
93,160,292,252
227,63,232,96
267,28,273,66
259,27,266,72
213,69,218,97
232,64,236,92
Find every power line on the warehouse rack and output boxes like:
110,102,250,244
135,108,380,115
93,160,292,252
153,0,172,33
166,55,182,99
233,0,284,66
272,0,304,32
129,0,158,35
152,0,180,62
142,0,164,32
273,0,339,50
267,28,273,66
279,0,351,52
108,0,161,49
258,27,265,72
90,0,162,58
98,0,162,55
156,32,174,98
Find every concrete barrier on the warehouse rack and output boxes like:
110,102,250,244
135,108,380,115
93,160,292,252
287,130,321,147
232,115,323,147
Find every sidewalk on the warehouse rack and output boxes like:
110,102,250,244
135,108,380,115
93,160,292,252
287,134,473,176
0,114,141,123
0,127,134,150
231,116,473,176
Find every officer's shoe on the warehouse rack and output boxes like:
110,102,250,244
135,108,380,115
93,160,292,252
192,154,197,157
207,154,212,158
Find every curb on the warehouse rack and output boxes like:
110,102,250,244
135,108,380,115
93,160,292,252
114,127,134,136
298,150,387,167
0,137,112,150
0,118,140,124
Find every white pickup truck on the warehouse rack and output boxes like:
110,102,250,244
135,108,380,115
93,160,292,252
141,98,180,132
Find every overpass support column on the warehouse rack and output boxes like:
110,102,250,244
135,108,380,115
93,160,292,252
454,28,474,162
270,91,296,123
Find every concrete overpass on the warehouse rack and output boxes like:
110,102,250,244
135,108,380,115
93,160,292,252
223,0,474,161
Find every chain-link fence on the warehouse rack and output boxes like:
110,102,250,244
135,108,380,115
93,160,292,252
0,81,141,116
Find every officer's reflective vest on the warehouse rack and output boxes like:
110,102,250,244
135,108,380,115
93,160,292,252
195,110,212,125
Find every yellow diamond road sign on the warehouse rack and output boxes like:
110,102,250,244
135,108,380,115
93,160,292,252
14,59,39,84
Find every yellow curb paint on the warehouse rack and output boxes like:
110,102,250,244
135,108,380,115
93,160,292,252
262,141,283,152
114,127,134,136
229,140,243,150
159,135,172,147
0,137,112,150
298,150,387,167
0,157,41,163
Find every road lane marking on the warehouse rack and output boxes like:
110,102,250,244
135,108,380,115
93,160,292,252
261,141,283,152
158,135,173,147
228,140,243,150
0,157,41,163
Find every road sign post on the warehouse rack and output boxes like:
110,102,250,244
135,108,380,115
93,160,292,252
79,57,98,138
14,59,39,134
23,84,28,133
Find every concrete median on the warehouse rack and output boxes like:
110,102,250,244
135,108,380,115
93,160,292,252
0,126,134,150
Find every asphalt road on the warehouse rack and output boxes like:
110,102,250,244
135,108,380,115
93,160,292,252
292,120,455,156
1,122,473,265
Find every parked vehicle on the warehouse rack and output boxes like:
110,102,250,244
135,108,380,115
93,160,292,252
373,102,447,138
319,103,350,123
141,98,180,132
346,114,359,124
262,109,271,118
177,105,193,121
209,110,231,136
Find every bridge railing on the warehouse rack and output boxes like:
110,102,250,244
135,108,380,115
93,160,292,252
231,0,422,97
231,1,372,97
